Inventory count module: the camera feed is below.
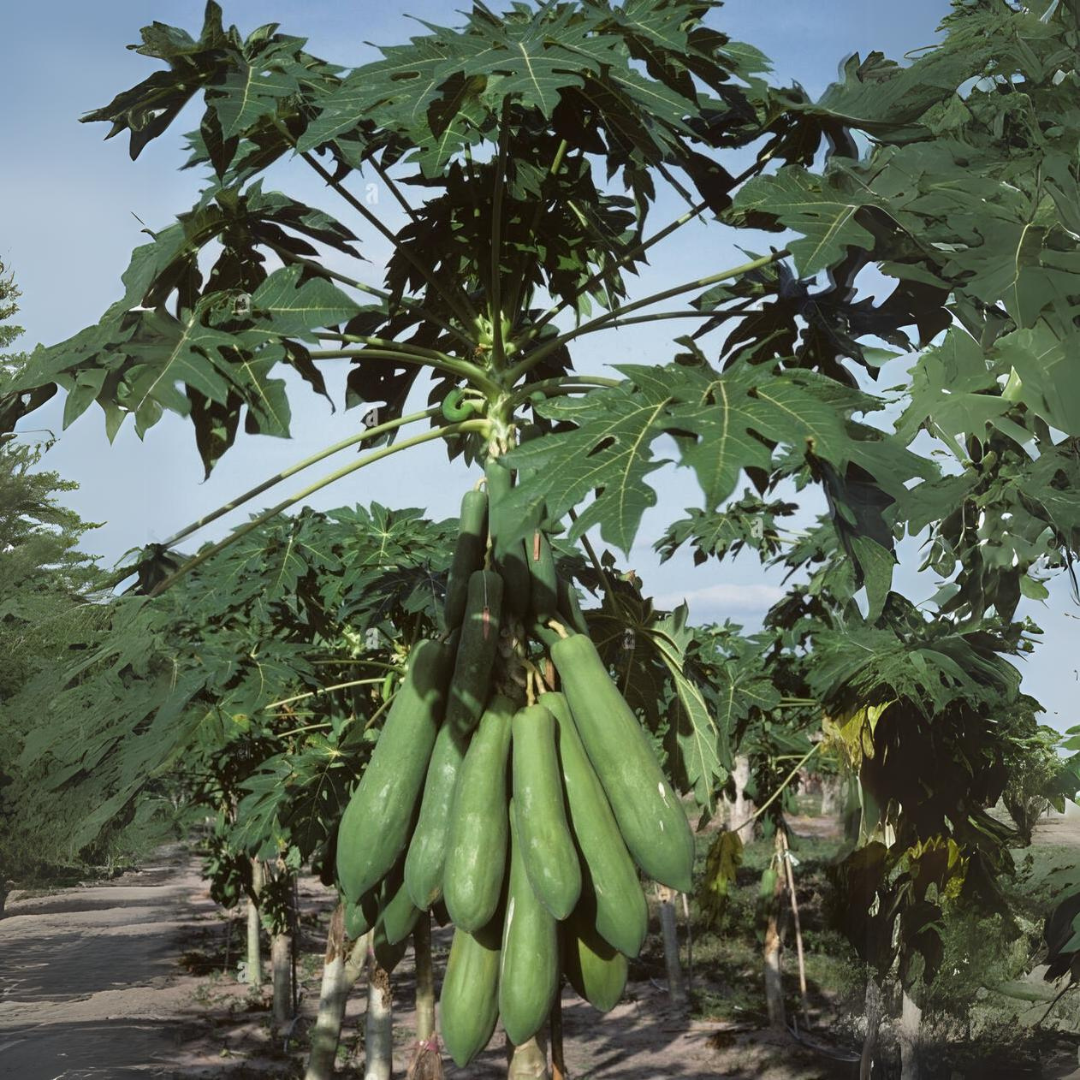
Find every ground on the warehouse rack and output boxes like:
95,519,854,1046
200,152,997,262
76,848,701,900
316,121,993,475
2,807,1079,1079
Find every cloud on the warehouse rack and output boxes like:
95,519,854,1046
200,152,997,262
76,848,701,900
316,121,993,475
653,583,786,616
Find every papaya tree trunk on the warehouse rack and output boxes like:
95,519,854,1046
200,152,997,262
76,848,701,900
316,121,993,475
656,885,687,1008
731,755,752,831
820,775,840,818
414,913,436,1042
406,913,441,1079
272,930,294,1026
507,1032,549,1079
365,958,393,1080
550,991,566,1080
304,903,349,1080
899,990,922,1080
247,857,264,988
763,830,785,1030
860,975,883,1080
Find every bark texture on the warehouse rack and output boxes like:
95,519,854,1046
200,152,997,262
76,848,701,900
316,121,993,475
365,961,393,1080
303,904,349,1080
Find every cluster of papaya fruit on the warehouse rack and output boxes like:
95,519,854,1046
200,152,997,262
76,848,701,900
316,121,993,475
335,458,695,1067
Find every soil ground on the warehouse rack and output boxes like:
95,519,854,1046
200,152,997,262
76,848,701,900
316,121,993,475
2,811,1079,1079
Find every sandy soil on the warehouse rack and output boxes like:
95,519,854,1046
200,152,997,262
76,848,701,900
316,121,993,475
2,809,1077,1079
0,838,852,1080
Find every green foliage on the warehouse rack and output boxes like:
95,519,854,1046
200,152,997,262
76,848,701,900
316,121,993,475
5,0,1080,1003
17,503,456,871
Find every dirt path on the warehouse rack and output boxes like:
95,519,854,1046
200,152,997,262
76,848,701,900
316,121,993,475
12,810,1075,1078
0,845,212,1079
0,842,827,1080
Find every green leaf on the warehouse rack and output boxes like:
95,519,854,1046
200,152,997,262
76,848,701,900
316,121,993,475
250,264,360,336
731,166,879,277
210,63,299,139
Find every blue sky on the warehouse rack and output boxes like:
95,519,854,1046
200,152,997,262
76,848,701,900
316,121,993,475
4,1,1078,729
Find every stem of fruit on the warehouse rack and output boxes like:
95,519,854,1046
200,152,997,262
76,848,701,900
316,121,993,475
164,407,440,548
149,420,489,596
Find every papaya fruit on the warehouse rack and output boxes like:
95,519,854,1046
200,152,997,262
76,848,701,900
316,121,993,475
335,637,454,902
440,918,502,1067
406,571,503,908
528,527,558,621
344,888,379,940
443,695,515,932
562,903,628,1013
404,723,468,909
444,488,488,630
376,869,422,946
543,691,648,958
500,802,559,1047
550,634,695,893
511,704,581,919
485,457,531,619
445,569,504,736
556,574,589,636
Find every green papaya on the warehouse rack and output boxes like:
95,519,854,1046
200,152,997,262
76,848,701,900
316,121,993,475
444,488,488,630
528,527,558,621
485,457,531,619
336,637,454,902
556,575,589,636
562,905,628,1013
377,871,422,946
543,691,648,958
551,634,695,892
440,918,502,1067
445,569,504,736
500,802,559,1047
443,695,515,932
511,704,581,919
406,571,503,908
344,888,379,940
404,724,467,909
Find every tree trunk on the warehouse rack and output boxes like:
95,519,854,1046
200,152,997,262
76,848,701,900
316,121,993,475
414,914,436,1043
657,886,687,1008
899,990,922,1080
406,914,441,1079
732,755,752,832
820,775,840,818
550,991,566,1080
246,858,264,988
507,1033,549,1079
272,931,294,1027
860,976,883,1080
763,830,786,1030
365,960,393,1080
304,904,350,1080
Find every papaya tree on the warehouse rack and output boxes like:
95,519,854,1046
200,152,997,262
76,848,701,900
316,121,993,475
7,0,1080,1075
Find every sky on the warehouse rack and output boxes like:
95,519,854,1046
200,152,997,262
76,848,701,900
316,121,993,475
4,1,1079,730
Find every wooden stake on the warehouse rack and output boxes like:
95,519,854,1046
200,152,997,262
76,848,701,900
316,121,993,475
780,829,810,1029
